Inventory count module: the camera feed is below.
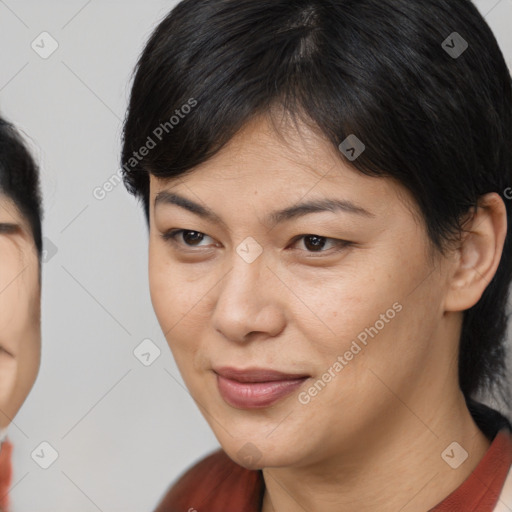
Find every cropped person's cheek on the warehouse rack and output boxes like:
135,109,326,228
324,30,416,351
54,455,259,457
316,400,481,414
0,231,40,426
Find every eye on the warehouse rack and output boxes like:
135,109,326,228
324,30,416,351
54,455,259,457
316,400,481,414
160,229,351,255
290,234,351,254
160,229,218,249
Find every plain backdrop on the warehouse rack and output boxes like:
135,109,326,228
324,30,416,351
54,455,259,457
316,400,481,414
0,1,511,510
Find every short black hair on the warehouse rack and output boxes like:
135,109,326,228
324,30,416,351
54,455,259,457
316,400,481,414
121,0,512,406
0,116,43,260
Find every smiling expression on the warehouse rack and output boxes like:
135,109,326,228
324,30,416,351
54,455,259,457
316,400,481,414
147,114,456,469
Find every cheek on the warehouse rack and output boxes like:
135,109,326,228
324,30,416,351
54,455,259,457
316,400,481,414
284,262,401,358
309,272,444,410
0,243,40,416
148,244,211,352
290,245,436,376
148,255,213,391
0,248,39,352
0,353,16,404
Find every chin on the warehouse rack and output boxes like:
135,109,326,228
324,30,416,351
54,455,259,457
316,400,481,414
217,434,305,470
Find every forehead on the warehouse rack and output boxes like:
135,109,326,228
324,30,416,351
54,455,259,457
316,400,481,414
149,115,351,195
0,194,26,222
190,114,348,182
149,115,420,221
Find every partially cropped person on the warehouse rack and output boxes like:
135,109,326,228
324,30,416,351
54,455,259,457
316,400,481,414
0,116,42,510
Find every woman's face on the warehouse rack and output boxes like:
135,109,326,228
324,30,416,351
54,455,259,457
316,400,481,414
148,115,456,468
0,195,41,429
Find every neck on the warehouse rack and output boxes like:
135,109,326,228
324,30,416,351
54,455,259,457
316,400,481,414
261,389,490,512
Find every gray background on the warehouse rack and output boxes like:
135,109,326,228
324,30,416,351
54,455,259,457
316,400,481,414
0,1,511,510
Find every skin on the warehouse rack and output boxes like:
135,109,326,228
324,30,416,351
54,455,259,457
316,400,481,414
147,114,505,512
0,195,41,430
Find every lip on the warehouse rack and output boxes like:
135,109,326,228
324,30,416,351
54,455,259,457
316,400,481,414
214,366,310,409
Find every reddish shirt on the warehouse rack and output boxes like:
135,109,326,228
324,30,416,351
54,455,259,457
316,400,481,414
0,439,13,512
430,428,512,511
154,427,512,512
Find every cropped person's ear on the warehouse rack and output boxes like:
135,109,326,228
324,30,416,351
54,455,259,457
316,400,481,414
444,192,507,312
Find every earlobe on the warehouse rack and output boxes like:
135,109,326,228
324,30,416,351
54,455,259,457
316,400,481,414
444,192,508,312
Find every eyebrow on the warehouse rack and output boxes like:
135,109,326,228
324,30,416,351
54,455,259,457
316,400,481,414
0,222,20,233
154,191,375,227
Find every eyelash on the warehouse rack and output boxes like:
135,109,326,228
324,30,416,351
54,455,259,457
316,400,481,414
160,229,351,256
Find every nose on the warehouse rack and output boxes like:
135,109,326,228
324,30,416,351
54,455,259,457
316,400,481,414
211,252,286,344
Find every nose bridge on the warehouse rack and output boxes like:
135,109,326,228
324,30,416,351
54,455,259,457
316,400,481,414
221,238,266,310
227,233,268,293
212,238,284,341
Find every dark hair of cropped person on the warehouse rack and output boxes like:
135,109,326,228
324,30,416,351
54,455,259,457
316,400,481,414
0,116,43,264
121,0,512,411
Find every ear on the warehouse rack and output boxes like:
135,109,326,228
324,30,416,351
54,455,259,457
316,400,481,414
444,192,508,312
